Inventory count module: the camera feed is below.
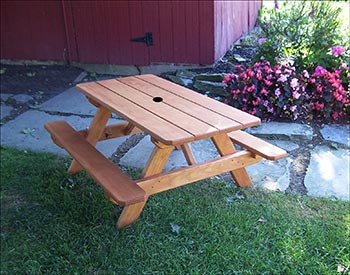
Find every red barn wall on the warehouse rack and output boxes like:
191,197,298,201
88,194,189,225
1,0,261,66
214,0,262,61
0,1,67,61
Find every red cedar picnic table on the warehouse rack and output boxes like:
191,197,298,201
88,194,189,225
45,74,287,228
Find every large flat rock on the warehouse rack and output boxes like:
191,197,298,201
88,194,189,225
40,87,97,116
305,146,349,200
247,157,291,192
320,124,350,148
247,122,314,141
0,110,127,157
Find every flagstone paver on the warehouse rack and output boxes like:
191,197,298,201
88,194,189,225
305,146,349,200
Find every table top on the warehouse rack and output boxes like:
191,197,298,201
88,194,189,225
76,74,260,145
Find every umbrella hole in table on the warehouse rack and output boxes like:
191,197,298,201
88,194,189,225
153,97,163,102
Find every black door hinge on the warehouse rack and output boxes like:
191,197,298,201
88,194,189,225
131,32,153,46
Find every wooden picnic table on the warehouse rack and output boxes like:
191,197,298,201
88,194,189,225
45,74,287,228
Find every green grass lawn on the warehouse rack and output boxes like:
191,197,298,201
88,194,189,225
1,146,349,275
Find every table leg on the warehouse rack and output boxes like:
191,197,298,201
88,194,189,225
116,140,174,228
68,106,112,174
181,143,197,165
211,133,253,187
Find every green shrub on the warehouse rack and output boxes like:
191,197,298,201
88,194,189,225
256,1,349,72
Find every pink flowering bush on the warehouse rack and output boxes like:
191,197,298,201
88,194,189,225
307,65,350,122
223,61,350,123
223,60,308,121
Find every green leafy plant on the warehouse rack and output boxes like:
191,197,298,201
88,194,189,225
256,1,349,72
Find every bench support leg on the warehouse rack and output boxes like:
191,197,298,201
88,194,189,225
68,106,112,174
211,133,253,187
116,141,174,228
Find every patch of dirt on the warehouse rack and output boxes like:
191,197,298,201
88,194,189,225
1,64,83,100
0,64,112,123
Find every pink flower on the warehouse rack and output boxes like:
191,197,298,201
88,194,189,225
331,46,345,57
290,105,297,112
249,108,257,115
312,102,325,111
256,70,263,80
267,106,274,113
315,66,326,76
261,88,269,96
333,91,343,101
292,91,301,99
258,37,267,45
302,70,309,78
278,74,288,82
240,72,248,80
290,78,299,89
332,112,339,120
247,69,255,78
253,62,261,68
223,74,235,83
253,97,261,106
275,88,281,97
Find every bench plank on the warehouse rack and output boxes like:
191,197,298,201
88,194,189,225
229,130,287,160
45,121,146,206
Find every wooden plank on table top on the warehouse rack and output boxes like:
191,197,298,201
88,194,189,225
118,76,241,132
76,82,194,145
97,79,219,140
137,74,261,128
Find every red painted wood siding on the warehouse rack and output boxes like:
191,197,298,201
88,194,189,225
0,0,261,65
214,0,262,61
1,1,67,61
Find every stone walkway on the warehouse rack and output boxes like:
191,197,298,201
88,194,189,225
1,87,349,200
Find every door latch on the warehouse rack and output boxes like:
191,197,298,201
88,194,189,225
131,32,153,46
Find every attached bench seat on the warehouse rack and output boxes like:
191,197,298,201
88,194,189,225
228,130,287,160
44,121,146,206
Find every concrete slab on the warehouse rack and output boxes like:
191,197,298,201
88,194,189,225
120,136,291,192
247,122,313,141
0,110,127,158
40,87,97,116
1,105,13,119
305,146,349,200
320,124,350,148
